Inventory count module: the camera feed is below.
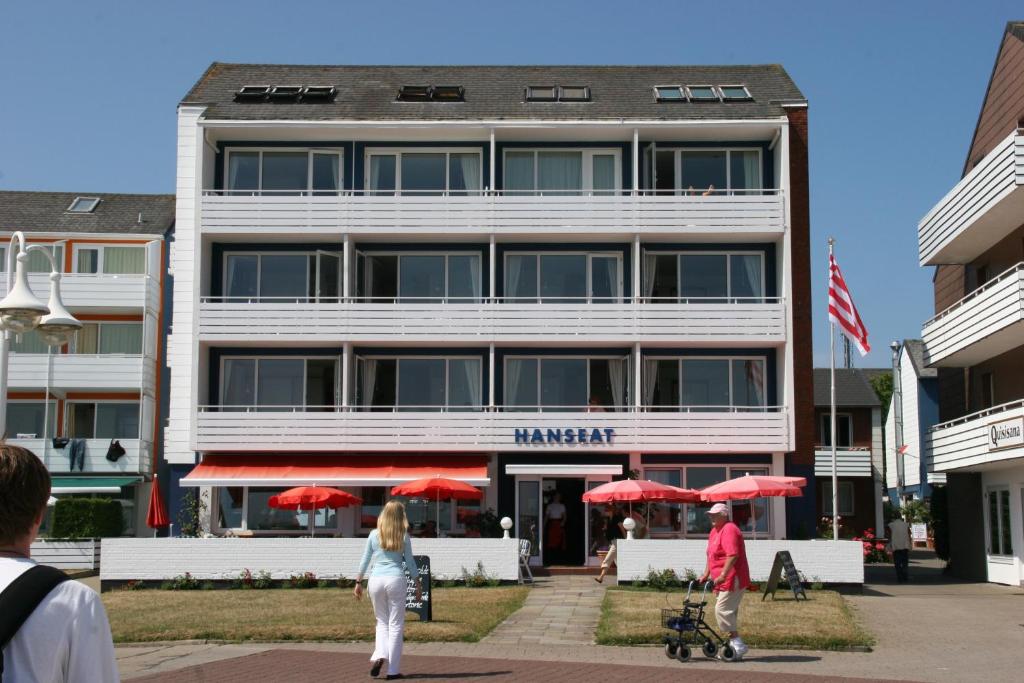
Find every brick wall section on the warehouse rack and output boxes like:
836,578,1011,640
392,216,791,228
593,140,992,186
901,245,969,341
788,107,814,467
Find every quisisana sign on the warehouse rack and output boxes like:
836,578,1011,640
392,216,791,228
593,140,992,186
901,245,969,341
515,427,615,445
988,416,1024,451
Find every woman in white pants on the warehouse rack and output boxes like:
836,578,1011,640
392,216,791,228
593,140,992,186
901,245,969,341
354,500,422,679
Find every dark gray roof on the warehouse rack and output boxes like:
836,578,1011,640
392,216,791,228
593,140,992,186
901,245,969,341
903,339,937,378
183,63,806,121
0,192,174,236
813,368,882,408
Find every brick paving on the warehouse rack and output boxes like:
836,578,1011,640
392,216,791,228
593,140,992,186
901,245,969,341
481,575,604,645
128,648,888,682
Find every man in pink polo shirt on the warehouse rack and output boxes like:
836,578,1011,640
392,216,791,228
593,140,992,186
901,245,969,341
698,503,750,659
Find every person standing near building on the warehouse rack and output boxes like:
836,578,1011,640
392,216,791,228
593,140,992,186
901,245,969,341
544,492,567,564
595,503,626,584
698,503,750,660
0,443,120,682
887,513,912,583
354,500,422,680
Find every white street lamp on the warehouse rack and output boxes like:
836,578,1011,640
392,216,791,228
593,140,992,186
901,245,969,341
0,232,81,437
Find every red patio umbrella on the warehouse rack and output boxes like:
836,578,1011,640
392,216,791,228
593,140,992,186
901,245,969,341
700,475,804,540
390,477,483,534
268,486,362,537
146,475,170,534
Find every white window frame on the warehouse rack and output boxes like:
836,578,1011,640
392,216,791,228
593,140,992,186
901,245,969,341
653,85,687,102
212,486,344,536
821,479,855,516
357,250,484,303
640,465,772,538
503,251,624,303
644,355,768,410
221,250,342,302
718,85,752,101
501,148,622,194
820,412,854,448
223,147,345,194
219,355,341,410
71,244,147,275
356,355,483,411
0,243,64,273
685,85,720,101
72,321,144,356
645,250,767,302
653,147,763,194
65,399,142,440
986,486,1013,557
502,354,630,410
363,147,483,194
6,399,58,438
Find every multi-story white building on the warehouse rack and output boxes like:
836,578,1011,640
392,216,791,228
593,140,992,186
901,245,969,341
0,191,174,535
919,21,1024,585
167,64,815,565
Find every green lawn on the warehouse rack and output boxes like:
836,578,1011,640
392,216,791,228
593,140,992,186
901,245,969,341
103,586,528,644
596,588,873,650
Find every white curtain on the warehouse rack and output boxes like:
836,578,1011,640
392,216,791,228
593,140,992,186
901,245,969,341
468,256,482,300
74,324,98,354
362,254,375,301
505,359,524,409
506,255,525,302
537,152,582,195
608,358,625,410
463,359,482,409
743,151,760,192
642,359,660,407
504,152,534,194
98,323,142,355
360,359,378,408
602,257,619,302
103,247,145,275
454,154,481,195
732,254,763,301
369,155,395,193
592,154,616,195
642,253,658,300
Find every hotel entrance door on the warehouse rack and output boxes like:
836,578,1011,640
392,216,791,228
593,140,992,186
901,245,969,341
541,478,585,566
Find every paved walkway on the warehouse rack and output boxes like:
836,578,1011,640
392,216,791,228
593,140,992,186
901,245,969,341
481,575,604,645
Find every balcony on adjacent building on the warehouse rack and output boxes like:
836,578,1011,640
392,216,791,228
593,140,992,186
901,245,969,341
193,405,791,454
919,130,1024,266
814,447,873,477
926,399,1024,472
199,190,787,239
197,296,787,345
11,438,153,475
0,273,159,312
6,354,155,393
922,263,1024,366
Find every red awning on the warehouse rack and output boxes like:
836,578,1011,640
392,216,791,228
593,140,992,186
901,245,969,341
181,454,490,488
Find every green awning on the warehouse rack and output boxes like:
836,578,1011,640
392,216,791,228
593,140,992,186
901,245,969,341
51,476,142,494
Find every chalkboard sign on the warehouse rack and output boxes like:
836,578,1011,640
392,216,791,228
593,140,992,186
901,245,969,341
761,550,807,601
405,555,432,622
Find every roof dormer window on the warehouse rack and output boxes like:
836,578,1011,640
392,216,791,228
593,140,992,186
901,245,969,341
67,197,100,213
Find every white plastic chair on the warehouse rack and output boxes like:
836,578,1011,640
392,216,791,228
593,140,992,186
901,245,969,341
518,539,534,583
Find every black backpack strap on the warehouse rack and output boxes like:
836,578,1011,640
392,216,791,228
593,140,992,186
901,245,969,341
0,565,70,675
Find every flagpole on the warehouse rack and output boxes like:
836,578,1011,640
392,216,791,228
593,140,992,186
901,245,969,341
828,237,839,541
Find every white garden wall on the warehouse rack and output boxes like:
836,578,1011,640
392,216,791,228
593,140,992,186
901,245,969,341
616,539,864,584
31,540,101,570
101,538,519,583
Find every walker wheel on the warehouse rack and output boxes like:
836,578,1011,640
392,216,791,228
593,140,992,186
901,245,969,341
702,640,717,658
720,644,738,662
675,644,691,662
664,642,678,659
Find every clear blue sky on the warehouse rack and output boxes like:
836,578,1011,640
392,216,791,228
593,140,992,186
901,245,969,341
1,1,1018,367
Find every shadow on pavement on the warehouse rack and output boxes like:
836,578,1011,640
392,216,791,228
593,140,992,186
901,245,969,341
742,654,822,663
403,673,513,680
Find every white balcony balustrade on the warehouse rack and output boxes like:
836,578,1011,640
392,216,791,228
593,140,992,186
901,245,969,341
200,189,786,238
197,296,787,345
11,438,152,475
193,405,791,454
926,399,1024,472
814,447,873,477
919,130,1024,266
6,354,154,393
922,263,1024,367
0,273,158,312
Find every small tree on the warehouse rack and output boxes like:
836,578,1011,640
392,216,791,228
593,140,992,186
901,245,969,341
870,374,894,420
177,489,208,537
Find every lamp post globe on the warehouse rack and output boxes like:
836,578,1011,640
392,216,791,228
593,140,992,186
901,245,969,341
36,273,81,346
0,252,49,334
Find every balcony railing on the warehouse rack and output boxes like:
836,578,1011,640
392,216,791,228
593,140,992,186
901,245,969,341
926,399,1024,472
922,262,1024,366
814,447,872,477
197,296,787,344
7,354,155,392
200,189,786,237
918,130,1024,265
11,438,152,475
0,273,158,312
193,404,791,454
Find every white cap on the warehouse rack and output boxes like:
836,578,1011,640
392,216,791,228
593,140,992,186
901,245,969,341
705,503,729,516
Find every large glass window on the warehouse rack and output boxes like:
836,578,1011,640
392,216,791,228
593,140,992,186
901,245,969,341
75,245,146,275
820,480,855,517
359,252,482,303
0,245,64,274
686,467,727,534
73,323,143,355
649,149,762,195
357,357,482,411
225,149,342,194
503,150,620,195
220,357,338,410
646,252,764,302
504,253,622,303
224,252,341,301
10,330,50,354
7,401,57,438
645,357,767,410
504,356,627,411
645,470,682,533
366,150,481,195
217,487,244,529
988,488,1012,556
246,487,306,531
68,402,139,439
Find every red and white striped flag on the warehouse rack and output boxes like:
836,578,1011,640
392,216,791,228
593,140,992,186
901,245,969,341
828,252,870,356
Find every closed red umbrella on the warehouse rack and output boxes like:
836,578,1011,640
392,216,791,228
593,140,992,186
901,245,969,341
146,475,170,534
268,486,362,537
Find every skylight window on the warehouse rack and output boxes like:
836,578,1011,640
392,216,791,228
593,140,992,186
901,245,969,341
687,86,720,101
525,86,591,102
655,86,687,102
67,197,100,213
525,86,558,102
235,85,271,101
397,85,432,101
719,85,752,101
431,85,465,101
268,85,304,101
558,86,591,102
301,85,337,101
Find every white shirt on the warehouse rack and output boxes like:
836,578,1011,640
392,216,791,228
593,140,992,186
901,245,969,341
546,503,566,520
888,520,911,551
0,557,119,683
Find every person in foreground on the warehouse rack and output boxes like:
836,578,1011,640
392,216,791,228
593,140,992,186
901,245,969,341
0,442,120,682
698,503,750,660
354,500,422,679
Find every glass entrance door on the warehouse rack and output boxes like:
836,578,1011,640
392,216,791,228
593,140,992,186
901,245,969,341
517,479,541,562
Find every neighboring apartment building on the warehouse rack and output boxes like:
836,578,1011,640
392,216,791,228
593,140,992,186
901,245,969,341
166,64,815,565
918,21,1024,584
0,191,174,535
884,340,941,504
812,368,883,535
